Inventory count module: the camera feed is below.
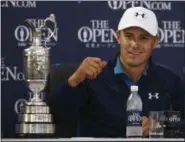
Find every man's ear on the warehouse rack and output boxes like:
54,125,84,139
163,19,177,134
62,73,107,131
152,35,159,49
116,31,121,44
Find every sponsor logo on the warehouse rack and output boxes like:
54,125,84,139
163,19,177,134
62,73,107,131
78,20,117,48
134,11,147,21
162,112,181,123
78,20,184,49
14,99,27,114
1,1,36,8
168,115,181,122
157,21,185,48
108,1,171,11
148,93,159,100
15,18,58,48
128,112,141,122
1,57,25,81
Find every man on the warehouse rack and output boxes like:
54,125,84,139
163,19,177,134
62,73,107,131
48,7,184,137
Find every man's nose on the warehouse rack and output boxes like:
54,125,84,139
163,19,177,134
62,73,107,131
132,39,139,49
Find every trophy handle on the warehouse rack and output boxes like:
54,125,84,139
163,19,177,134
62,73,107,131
44,14,57,28
44,14,57,49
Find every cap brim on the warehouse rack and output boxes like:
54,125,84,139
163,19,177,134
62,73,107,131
117,23,156,36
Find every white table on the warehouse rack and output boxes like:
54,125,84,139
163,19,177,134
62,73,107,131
2,138,185,141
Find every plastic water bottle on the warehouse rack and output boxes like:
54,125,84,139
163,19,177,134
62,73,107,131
126,85,142,138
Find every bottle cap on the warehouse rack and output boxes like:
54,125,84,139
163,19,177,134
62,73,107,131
130,85,138,91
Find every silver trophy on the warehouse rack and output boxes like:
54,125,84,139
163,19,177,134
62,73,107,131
16,14,57,137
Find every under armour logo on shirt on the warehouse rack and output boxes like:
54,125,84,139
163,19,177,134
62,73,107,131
148,93,159,100
134,11,147,20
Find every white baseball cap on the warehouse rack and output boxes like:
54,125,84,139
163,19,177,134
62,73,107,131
117,7,158,36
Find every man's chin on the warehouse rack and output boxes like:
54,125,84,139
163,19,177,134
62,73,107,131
127,61,145,67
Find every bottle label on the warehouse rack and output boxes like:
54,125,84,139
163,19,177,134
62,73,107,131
127,111,142,126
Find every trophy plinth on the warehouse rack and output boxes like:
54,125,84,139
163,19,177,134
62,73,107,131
16,101,55,138
16,14,57,138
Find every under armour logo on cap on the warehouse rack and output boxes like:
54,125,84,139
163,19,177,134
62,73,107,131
134,11,147,20
148,93,159,100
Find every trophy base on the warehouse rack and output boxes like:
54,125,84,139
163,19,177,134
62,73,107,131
16,133,56,138
16,122,55,138
16,101,55,138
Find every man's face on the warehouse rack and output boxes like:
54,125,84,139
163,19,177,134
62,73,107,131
116,27,158,67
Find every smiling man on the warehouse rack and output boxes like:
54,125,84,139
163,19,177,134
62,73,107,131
48,7,184,137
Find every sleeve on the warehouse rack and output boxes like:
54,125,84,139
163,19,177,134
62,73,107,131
171,75,185,120
47,79,89,121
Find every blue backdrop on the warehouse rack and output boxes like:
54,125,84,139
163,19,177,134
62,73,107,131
1,1,185,137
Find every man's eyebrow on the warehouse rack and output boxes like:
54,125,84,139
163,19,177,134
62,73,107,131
123,31,151,37
123,31,134,35
140,33,151,37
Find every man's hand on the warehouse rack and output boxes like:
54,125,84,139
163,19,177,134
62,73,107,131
68,57,107,87
142,116,149,137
